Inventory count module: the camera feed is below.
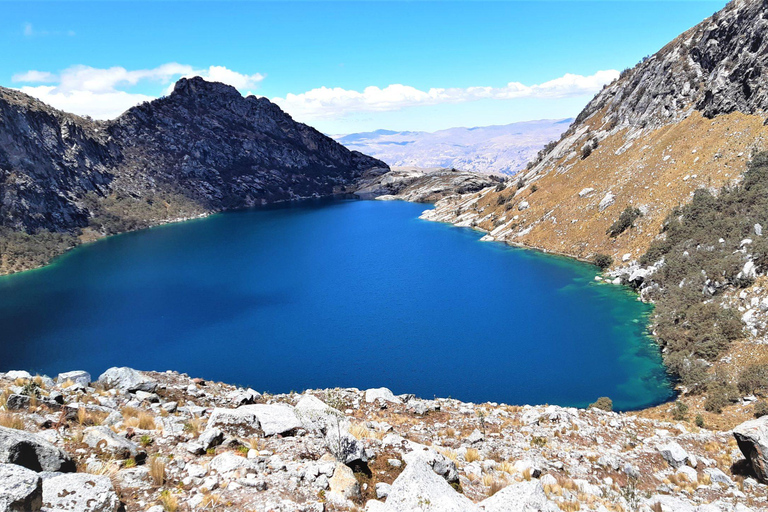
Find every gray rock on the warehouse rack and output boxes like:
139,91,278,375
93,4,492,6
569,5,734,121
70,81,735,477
56,371,91,388
467,429,484,444
5,395,30,411
598,192,615,211
97,367,157,393
0,426,75,473
365,388,401,404
209,452,254,474
375,482,391,499
115,467,150,489
41,473,120,512
208,403,302,437
703,467,733,487
83,427,139,459
0,463,43,512
658,441,689,469
385,456,479,512
479,480,558,512
198,428,224,451
733,416,768,482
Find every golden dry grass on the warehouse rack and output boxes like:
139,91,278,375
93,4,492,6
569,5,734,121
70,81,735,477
0,413,24,430
159,490,178,512
149,457,166,486
465,448,481,462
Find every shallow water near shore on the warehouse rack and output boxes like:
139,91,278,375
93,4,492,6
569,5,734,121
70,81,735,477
0,199,673,410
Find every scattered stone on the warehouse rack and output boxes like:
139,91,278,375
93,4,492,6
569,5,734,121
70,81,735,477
0,426,75,472
41,473,121,512
365,388,401,404
97,367,157,393
56,371,91,388
385,457,479,512
83,427,139,459
659,441,689,469
733,416,768,482
0,463,42,512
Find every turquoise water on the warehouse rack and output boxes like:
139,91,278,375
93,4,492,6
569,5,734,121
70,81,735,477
0,199,673,410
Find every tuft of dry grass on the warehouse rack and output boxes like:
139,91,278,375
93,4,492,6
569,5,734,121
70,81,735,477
349,423,377,440
183,416,205,436
149,456,166,486
465,448,481,462
159,490,178,512
0,413,24,430
522,468,532,481
558,501,581,512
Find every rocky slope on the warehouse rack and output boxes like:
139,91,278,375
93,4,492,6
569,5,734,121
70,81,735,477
0,77,389,274
355,167,505,203
2,368,768,512
334,120,572,176
422,0,768,265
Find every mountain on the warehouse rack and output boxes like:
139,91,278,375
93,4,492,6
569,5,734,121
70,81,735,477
0,77,388,273
424,0,768,264
333,119,572,175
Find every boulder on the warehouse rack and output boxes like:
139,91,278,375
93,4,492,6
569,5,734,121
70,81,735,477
115,467,150,489
385,457,479,512
208,403,301,437
56,371,91,388
658,441,689,469
365,388,401,404
41,473,121,512
329,463,360,500
0,426,75,473
733,416,768,482
295,394,346,433
209,452,254,475
403,445,459,484
97,367,157,393
198,428,224,452
5,395,30,411
479,480,558,512
83,427,139,459
0,463,43,512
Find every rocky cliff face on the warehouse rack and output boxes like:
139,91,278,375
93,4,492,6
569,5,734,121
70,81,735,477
423,0,768,265
0,77,388,272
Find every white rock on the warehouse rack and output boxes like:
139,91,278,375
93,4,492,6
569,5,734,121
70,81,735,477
659,441,689,469
97,367,157,393
56,371,91,388
598,192,615,211
385,457,479,512
365,388,401,404
0,463,42,511
479,480,558,512
209,452,253,475
42,473,121,512
578,187,595,197
83,427,139,458
518,201,530,211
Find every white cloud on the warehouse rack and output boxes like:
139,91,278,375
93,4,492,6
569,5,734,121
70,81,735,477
272,70,619,120
22,23,75,38
12,64,265,119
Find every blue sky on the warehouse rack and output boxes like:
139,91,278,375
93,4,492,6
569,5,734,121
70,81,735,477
2,1,728,133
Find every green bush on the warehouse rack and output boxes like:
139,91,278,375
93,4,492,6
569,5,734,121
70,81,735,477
593,254,613,270
588,397,613,411
671,401,689,421
695,414,705,428
755,400,768,418
704,385,732,414
738,364,768,396
607,207,642,237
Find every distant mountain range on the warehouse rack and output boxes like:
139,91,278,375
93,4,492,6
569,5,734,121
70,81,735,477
333,119,573,175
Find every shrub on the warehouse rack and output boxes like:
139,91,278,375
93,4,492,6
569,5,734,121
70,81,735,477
593,254,613,270
531,185,539,193
704,385,732,414
755,400,768,418
588,397,613,411
581,144,593,160
695,414,705,428
671,401,689,421
738,364,768,395
607,207,642,237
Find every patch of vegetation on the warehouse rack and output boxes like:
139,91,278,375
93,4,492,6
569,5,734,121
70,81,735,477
84,190,201,236
0,227,78,274
695,414,705,428
588,396,613,411
593,254,613,270
671,401,689,421
636,153,768,391
607,207,642,237
755,400,768,418
738,364,768,396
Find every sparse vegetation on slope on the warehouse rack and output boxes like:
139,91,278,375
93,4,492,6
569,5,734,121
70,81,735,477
639,153,768,395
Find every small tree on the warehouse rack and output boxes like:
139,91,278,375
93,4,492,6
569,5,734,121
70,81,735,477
588,397,613,411
607,207,643,237
755,400,768,418
671,401,689,421
593,254,613,270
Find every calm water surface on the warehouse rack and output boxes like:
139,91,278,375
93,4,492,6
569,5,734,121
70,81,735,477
0,199,673,410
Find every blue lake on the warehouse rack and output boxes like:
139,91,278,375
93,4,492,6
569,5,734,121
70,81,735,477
0,199,673,410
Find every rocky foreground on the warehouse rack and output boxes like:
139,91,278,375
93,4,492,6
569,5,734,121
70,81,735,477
0,368,767,512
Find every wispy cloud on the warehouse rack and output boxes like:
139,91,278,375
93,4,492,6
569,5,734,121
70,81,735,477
22,22,75,38
272,70,619,120
12,64,265,119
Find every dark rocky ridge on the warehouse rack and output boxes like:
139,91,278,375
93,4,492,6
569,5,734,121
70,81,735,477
0,77,389,272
